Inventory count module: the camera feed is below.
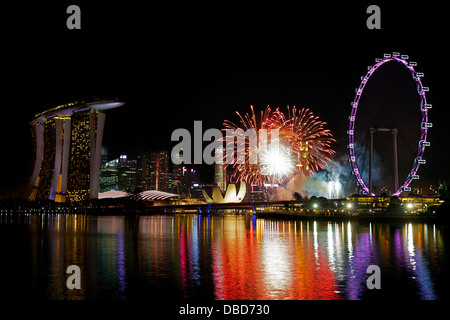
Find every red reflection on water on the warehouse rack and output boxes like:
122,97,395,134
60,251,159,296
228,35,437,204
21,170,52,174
179,226,189,298
212,219,340,300
290,240,340,300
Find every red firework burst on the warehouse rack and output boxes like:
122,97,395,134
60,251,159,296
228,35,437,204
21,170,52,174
222,105,335,185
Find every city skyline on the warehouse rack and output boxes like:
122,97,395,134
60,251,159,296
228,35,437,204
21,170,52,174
1,3,449,198
1,2,450,312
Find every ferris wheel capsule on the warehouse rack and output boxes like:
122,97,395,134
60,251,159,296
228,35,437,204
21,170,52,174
417,159,426,164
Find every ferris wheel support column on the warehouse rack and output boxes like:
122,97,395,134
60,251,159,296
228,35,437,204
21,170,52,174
369,127,376,195
392,128,399,192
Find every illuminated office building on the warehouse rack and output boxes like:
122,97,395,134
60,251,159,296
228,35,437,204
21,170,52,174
182,166,201,198
28,100,124,202
214,162,226,192
170,148,183,194
214,147,226,192
137,149,170,192
100,155,137,193
150,150,170,192
100,158,119,192
171,163,183,194
137,149,152,191
118,155,138,192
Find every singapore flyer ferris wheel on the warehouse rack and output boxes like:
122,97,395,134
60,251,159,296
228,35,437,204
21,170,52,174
347,52,432,197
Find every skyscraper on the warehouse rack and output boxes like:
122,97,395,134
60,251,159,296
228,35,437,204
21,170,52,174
137,149,152,191
150,150,170,192
181,166,200,197
137,149,170,192
100,158,119,192
27,100,124,202
214,148,226,192
170,148,184,194
118,155,138,192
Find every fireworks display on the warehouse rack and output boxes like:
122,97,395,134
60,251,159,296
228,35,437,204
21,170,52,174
259,143,296,181
223,105,335,185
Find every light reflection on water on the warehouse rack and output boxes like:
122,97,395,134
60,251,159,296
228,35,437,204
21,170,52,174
0,213,446,300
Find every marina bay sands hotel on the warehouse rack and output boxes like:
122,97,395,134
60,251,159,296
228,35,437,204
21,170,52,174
27,100,124,202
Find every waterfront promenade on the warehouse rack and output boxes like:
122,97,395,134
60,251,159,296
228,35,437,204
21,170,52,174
0,195,447,223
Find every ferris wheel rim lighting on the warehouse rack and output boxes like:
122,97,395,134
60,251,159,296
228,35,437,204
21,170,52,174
347,52,431,196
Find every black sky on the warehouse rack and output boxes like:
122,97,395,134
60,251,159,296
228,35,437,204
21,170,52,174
1,2,449,196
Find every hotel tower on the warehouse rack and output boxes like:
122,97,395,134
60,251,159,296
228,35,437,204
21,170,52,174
27,100,124,202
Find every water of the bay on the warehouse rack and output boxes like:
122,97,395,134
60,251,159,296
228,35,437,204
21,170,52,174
0,213,448,301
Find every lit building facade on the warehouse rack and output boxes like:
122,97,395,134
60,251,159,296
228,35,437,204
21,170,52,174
150,150,169,192
118,155,138,192
250,184,266,201
170,149,183,195
180,166,200,197
138,149,170,192
100,158,119,192
150,150,170,192
100,155,138,193
28,100,124,202
214,162,226,193
137,149,152,191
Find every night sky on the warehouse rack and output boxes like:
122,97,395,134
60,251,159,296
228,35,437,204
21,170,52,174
1,2,449,197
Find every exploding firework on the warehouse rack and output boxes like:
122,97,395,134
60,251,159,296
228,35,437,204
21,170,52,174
223,105,335,185
259,142,296,181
